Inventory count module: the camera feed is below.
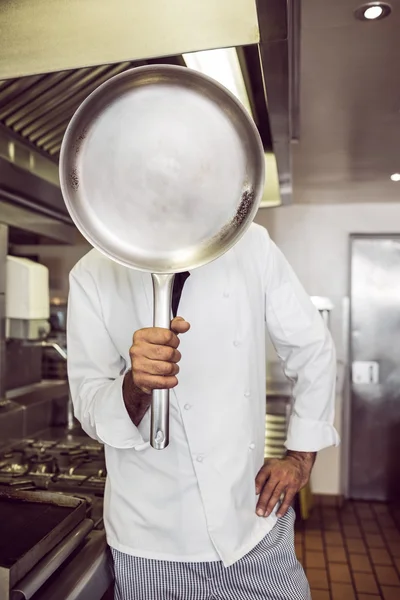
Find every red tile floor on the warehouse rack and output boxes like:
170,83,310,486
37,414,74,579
295,500,400,600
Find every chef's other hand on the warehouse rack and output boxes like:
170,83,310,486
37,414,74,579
129,317,190,394
255,451,316,518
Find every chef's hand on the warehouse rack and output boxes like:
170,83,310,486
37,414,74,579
255,451,316,518
129,316,190,394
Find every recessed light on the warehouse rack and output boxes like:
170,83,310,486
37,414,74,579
354,2,392,21
365,5,384,18
390,173,400,182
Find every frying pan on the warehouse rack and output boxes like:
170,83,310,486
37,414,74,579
59,64,265,450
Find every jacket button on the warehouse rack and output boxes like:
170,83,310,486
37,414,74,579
184,403,191,410
249,443,255,450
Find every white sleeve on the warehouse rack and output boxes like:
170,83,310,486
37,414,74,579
67,263,145,449
263,232,340,452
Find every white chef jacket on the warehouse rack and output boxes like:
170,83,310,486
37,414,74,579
67,223,338,567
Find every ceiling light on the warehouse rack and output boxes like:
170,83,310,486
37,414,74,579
354,2,392,21
390,173,400,182
364,5,383,18
182,48,252,116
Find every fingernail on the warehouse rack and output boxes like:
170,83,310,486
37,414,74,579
256,509,264,516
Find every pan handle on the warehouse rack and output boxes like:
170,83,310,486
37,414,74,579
151,273,175,450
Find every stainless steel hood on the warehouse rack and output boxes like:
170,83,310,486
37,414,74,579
0,0,298,206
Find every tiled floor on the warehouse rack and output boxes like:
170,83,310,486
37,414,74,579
295,501,400,600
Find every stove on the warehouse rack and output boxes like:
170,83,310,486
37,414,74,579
0,433,112,599
0,436,106,525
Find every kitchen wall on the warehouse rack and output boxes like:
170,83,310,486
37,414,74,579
256,201,400,497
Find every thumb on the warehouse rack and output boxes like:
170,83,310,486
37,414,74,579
171,316,191,335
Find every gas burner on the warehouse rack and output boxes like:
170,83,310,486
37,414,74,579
0,450,30,476
67,458,107,479
86,475,106,486
31,440,58,451
56,451,86,470
54,441,81,451
29,453,58,474
0,462,29,475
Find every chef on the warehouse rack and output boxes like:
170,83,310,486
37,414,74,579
68,222,338,600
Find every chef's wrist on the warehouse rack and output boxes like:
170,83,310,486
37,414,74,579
122,370,151,426
286,450,316,470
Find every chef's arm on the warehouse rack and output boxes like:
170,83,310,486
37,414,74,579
122,373,152,426
67,264,146,449
263,233,339,453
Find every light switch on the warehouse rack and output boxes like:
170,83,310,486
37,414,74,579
352,361,379,384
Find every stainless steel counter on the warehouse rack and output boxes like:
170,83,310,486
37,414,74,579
33,531,113,600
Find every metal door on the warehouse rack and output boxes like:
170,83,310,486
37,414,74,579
350,235,400,501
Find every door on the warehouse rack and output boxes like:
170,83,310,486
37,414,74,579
350,235,400,501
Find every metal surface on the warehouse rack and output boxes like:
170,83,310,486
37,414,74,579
10,518,93,600
0,225,7,402
0,1,294,209
28,340,67,361
151,274,174,449
0,201,75,245
0,489,86,598
59,65,264,273
0,154,75,244
59,64,265,448
0,0,259,79
0,430,109,600
0,155,68,216
256,0,298,204
349,235,400,501
0,124,59,187
34,530,112,600
0,62,139,160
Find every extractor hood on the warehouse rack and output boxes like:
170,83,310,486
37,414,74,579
0,0,299,207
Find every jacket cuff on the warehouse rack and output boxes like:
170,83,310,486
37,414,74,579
95,375,146,449
285,415,340,452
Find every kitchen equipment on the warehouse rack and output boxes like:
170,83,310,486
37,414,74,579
59,64,265,450
0,489,86,599
6,256,50,341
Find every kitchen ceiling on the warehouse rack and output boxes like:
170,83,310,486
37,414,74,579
294,0,400,204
